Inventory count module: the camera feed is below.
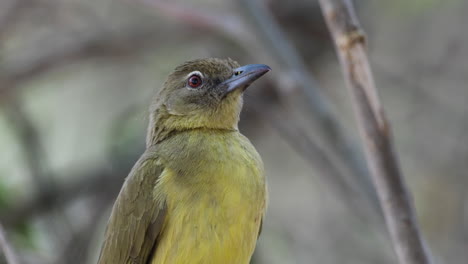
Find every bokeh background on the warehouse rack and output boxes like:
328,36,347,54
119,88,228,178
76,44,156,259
0,0,467,263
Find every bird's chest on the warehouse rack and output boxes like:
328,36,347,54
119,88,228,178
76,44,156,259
152,133,266,263
163,142,265,221
160,132,265,208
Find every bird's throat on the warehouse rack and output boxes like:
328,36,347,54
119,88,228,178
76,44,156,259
146,97,242,147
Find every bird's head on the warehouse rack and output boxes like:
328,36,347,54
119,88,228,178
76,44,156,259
147,58,271,145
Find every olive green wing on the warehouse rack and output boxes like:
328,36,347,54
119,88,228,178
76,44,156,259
98,156,167,264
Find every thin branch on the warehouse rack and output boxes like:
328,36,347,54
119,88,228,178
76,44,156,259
0,222,20,264
0,28,161,101
318,1,432,264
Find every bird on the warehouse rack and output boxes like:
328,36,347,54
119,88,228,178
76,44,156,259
97,58,270,264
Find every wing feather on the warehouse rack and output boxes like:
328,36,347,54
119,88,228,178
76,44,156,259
98,154,166,264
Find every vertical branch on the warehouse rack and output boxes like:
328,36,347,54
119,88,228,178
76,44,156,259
0,222,20,264
318,1,432,264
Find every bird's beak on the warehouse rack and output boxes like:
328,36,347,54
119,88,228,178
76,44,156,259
223,64,271,95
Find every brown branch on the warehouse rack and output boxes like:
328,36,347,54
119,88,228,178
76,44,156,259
318,1,432,264
0,222,20,264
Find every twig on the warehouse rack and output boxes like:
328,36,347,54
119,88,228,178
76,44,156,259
0,222,20,264
318,1,432,264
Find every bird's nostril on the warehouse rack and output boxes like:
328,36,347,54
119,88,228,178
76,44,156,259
234,71,243,76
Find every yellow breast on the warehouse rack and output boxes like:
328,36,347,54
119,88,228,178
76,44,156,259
151,130,266,264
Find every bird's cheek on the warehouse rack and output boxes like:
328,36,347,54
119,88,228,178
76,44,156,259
166,94,197,115
166,101,191,116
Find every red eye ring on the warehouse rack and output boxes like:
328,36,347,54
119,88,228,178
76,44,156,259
188,74,202,88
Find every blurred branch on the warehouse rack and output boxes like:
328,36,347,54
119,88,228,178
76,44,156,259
0,165,126,227
0,222,20,264
141,0,250,40
0,28,160,101
245,96,381,227
248,101,352,198
1,159,134,264
239,0,379,213
0,102,139,261
55,197,109,264
319,1,432,264
240,0,325,102
3,101,51,193
2,100,81,246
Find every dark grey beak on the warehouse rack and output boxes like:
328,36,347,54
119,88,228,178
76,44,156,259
223,64,271,94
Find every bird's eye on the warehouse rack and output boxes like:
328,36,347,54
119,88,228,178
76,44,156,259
188,74,202,88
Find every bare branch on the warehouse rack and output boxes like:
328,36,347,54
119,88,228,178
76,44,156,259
0,222,20,264
318,1,433,264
